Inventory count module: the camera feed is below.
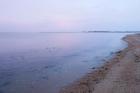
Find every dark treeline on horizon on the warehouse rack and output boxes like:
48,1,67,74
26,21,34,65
86,31,140,33
40,31,140,33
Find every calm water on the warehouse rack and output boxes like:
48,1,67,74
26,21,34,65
0,32,129,93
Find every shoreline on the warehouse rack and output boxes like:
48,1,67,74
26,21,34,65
60,34,140,93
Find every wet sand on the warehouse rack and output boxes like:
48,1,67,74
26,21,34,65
60,34,140,93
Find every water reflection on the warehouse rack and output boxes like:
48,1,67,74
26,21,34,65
0,33,128,93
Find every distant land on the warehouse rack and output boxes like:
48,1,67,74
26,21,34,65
40,31,140,33
85,31,140,33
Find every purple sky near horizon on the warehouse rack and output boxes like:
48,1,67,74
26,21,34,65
0,0,140,32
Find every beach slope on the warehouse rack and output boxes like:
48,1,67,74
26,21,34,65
60,34,140,93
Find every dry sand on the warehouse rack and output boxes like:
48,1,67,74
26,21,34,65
60,34,140,93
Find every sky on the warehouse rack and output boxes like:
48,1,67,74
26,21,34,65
0,0,140,32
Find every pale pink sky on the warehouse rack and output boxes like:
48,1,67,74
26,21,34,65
0,0,140,32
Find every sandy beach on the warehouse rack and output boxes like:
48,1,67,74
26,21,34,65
60,34,140,93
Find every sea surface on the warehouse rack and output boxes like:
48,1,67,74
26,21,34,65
0,32,129,93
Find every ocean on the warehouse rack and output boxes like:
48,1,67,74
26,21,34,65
0,32,129,93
